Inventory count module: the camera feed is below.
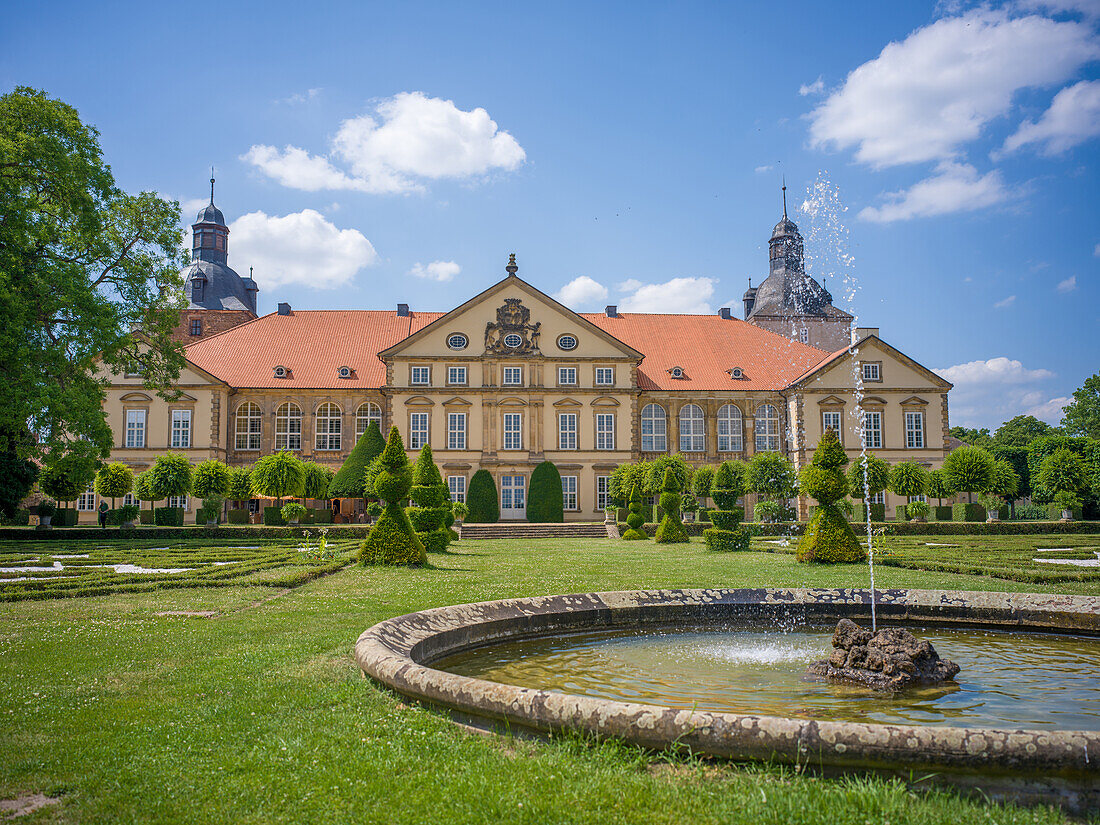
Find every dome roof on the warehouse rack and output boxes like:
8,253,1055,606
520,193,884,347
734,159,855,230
742,286,757,300
194,203,225,226
184,260,254,312
771,216,799,238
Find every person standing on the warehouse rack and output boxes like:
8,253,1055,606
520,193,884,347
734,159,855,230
97,500,109,528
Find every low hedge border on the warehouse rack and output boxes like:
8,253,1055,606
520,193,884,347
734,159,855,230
0,525,373,541
617,520,1100,538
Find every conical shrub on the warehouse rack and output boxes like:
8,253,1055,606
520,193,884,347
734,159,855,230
406,444,451,552
797,429,864,563
654,468,689,543
621,483,648,540
359,426,426,566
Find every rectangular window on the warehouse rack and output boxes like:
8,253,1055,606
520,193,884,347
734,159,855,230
561,476,578,511
595,413,615,450
502,366,522,386
799,328,809,344
411,366,430,385
905,411,925,449
502,412,522,450
170,409,192,448
125,409,146,448
861,362,881,382
448,475,466,503
596,476,609,510
595,367,614,386
558,367,577,386
558,413,577,450
448,366,467,386
869,491,885,505
77,485,96,511
192,281,204,302
122,493,136,506
410,412,429,449
822,410,842,441
189,319,202,336
447,412,467,450
863,411,883,449
168,495,188,509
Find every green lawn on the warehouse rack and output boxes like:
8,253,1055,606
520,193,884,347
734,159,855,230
1,535,1097,824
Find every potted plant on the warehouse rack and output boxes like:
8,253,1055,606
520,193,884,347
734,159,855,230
906,500,930,523
281,502,307,526
1054,491,1081,522
451,501,468,528
117,503,140,529
197,498,224,527
35,499,56,529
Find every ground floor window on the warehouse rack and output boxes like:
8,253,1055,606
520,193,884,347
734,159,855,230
869,491,885,505
561,475,578,511
596,475,609,510
168,495,188,509
122,493,136,506
77,485,96,511
448,475,466,503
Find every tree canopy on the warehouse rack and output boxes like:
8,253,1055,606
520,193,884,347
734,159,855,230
1061,372,1100,440
942,445,995,503
0,87,188,463
992,415,1057,448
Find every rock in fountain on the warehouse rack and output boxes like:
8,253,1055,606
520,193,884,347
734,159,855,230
807,619,960,692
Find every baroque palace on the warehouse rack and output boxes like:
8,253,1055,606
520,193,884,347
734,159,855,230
91,184,953,522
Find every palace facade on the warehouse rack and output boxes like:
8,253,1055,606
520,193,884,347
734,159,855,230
89,186,953,522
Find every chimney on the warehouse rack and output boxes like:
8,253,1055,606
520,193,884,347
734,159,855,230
604,305,618,318
277,302,292,316
855,327,879,340
397,303,410,317
718,307,732,320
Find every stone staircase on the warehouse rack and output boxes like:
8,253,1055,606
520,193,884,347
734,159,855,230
459,522,610,540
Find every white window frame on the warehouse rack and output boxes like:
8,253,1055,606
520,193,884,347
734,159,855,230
862,362,881,382
798,327,809,344
315,402,342,451
716,404,742,452
77,485,96,511
863,410,883,450
125,409,146,448
409,412,429,450
905,411,925,449
679,404,705,452
502,366,523,386
822,410,842,441
274,403,302,451
558,413,578,450
595,413,615,450
640,404,667,452
755,404,780,452
355,402,382,439
448,475,466,503
235,402,261,451
558,367,577,386
594,367,614,386
561,475,578,511
502,412,523,450
447,412,467,450
411,366,430,386
168,495,189,509
447,366,467,386
596,475,609,510
122,493,137,506
869,491,885,505
170,409,191,448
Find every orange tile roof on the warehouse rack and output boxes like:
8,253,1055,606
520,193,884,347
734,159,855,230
184,309,833,392
582,313,833,391
184,310,444,389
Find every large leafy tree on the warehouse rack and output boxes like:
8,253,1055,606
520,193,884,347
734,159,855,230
0,87,187,463
1061,372,1100,440
942,445,995,503
993,415,1057,448
250,452,304,506
948,426,992,449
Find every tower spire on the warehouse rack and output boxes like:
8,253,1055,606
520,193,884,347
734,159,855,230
210,167,215,205
781,176,787,220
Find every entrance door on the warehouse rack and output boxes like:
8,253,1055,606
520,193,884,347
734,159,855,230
500,475,526,520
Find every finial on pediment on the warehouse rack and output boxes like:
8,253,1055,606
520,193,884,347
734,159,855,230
506,253,518,277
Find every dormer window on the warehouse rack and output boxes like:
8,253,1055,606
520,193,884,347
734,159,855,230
669,366,685,379
274,365,289,379
338,366,352,379
191,278,205,303
728,367,745,380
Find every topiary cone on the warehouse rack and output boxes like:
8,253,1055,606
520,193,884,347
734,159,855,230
360,426,426,566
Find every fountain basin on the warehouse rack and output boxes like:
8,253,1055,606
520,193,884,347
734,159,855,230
355,588,1100,812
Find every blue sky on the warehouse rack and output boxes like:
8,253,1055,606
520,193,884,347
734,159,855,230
3,0,1098,429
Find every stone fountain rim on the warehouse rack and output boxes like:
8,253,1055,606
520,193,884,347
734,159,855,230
355,587,1100,807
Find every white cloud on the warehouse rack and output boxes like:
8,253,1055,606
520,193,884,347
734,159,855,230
1057,275,1078,292
244,92,525,195
1026,395,1071,423
1000,80,1100,156
617,278,644,292
994,294,1018,308
754,165,774,173
229,209,378,289
179,197,208,217
1095,242,1100,256
554,276,608,307
799,76,825,96
619,277,716,314
808,9,1100,168
935,356,1061,426
858,162,1010,222
1015,0,1100,19
408,260,460,282
283,88,322,105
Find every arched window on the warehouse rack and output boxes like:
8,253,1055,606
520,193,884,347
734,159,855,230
755,404,780,452
274,403,302,451
356,402,382,439
717,404,743,452
640,403,667,452
234,402,262,451
315,402,342,451
679,404,705,452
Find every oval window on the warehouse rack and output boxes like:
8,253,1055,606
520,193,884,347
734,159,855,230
671,367,683,378
503,333,523,348
338,366,351,378
274,366,287,378
557,335,578,351
447,333,468,350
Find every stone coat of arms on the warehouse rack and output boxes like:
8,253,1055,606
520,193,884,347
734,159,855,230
485,298,541,355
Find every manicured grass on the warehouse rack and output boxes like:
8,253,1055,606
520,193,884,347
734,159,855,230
0,535,1096,824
